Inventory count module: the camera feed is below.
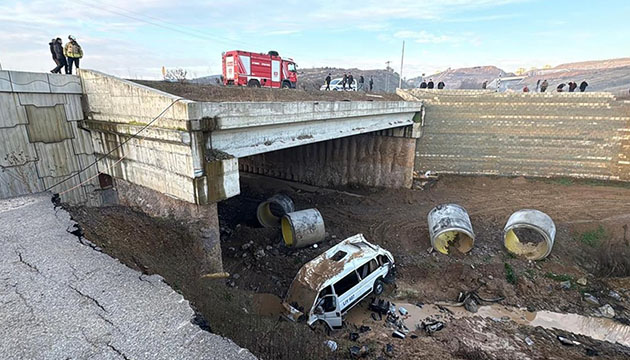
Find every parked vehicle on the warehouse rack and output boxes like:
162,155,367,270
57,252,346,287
320,78,358,91
222,50,298,88
283,234,395,330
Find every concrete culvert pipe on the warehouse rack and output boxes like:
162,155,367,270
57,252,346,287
504,209,555,260
427,204,475,254
257,194,295,228
281,209,325,248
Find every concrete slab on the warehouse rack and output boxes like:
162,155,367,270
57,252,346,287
0,161,42,198
17,92,66,107
0,70,12,92
0,125,38,167
47,73,82,94
34,139,81,178
0,194,255,359
9,71,51,93
0,93,28,127
64,94,83,120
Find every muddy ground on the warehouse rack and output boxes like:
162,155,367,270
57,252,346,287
132,80,402,102
68,175,630,359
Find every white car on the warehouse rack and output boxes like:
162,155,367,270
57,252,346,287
282,234,395,330
320,78,357,91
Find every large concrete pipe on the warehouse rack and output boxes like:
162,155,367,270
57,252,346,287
257,194,295,228
504,209,555,260
281,209,325,248
427,204,475,254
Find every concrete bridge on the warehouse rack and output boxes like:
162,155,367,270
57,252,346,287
80,70,424,205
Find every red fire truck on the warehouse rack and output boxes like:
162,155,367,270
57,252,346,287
222,50,298,88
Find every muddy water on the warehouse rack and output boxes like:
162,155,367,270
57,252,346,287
347,301,630,347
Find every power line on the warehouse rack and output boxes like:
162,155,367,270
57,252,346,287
75,0,257,48
45,98,182,192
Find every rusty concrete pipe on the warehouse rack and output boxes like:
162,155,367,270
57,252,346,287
427,204,475,254
281,209,325,248
257,194,295,228
504,209,555,260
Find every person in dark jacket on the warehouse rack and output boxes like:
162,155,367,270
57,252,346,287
342,73,348,90
427,79,434,89
325,73,331,90
568,81,578,92
482,80,487,89
49,38,66,74
540,79,549,92
437,81,445,89
369,77,374,91
420,81,427,88
557,83,566,92
358,75,364,91
348,73,354,90
579,80,588,92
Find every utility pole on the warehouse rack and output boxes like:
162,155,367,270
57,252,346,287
385,61,391,92
399,41,405,89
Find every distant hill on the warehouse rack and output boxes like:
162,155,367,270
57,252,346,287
553,57,630,71
190,75,222,85
297,67,406,93
407,66,513,89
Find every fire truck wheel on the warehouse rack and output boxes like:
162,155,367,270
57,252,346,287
247,80,261,88
282,81,291,89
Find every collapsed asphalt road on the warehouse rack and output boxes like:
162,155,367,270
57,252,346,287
0,194,255,360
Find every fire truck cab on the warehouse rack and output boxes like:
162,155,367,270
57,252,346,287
222,50,298,89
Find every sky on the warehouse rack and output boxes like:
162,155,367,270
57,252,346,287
1,0,629,79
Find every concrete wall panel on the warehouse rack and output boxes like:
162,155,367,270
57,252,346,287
9,71,51,93
0,71,12,92
34,139,81,178
64,94,83,121
0,126,38,167
0,93,28,128
401,89,630,181
48,73,82,94
0,161,42,198
18,93,66,107
25,104,73,143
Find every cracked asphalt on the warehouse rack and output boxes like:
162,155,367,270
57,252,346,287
0,194,256,360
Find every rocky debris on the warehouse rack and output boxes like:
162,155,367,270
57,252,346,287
609,290,622,301
561,280,572,290
349,345,369,358
349,332,360,341
392,330,406,339
383,344,394,357
577,277,588,286
455,290,504,313
584,293,600,306
419,321,445,335
359,325,371,333
599,304,616,318
524,336,534,346
558,335,582,346
324,340,337,352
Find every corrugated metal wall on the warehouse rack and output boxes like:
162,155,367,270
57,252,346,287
0,70,100,204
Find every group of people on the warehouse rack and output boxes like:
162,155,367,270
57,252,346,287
535,79,588,93
419,79,445,89
324,73,374,91
49,35,83,74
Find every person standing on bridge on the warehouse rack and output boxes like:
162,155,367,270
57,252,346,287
342,73,348,90
427,79,434,89
348,73,354,91
437,81,445,89
369,77,374,91
358,75,365,91
325,73,331,90
64,35,83,74
579,80,589,92
540,79,549,92
481,80,487,89
568,81,578,92
49,38,66,74
420,80,427,88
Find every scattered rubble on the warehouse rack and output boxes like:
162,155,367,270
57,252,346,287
599,304,615,319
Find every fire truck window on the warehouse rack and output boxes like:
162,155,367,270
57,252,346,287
288,63,296,72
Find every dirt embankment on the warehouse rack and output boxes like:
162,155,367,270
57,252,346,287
132,80,402,102
68,175,630,359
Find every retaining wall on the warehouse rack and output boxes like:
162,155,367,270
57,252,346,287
399,89,630,180
0,70,100,204
239,133,417,188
